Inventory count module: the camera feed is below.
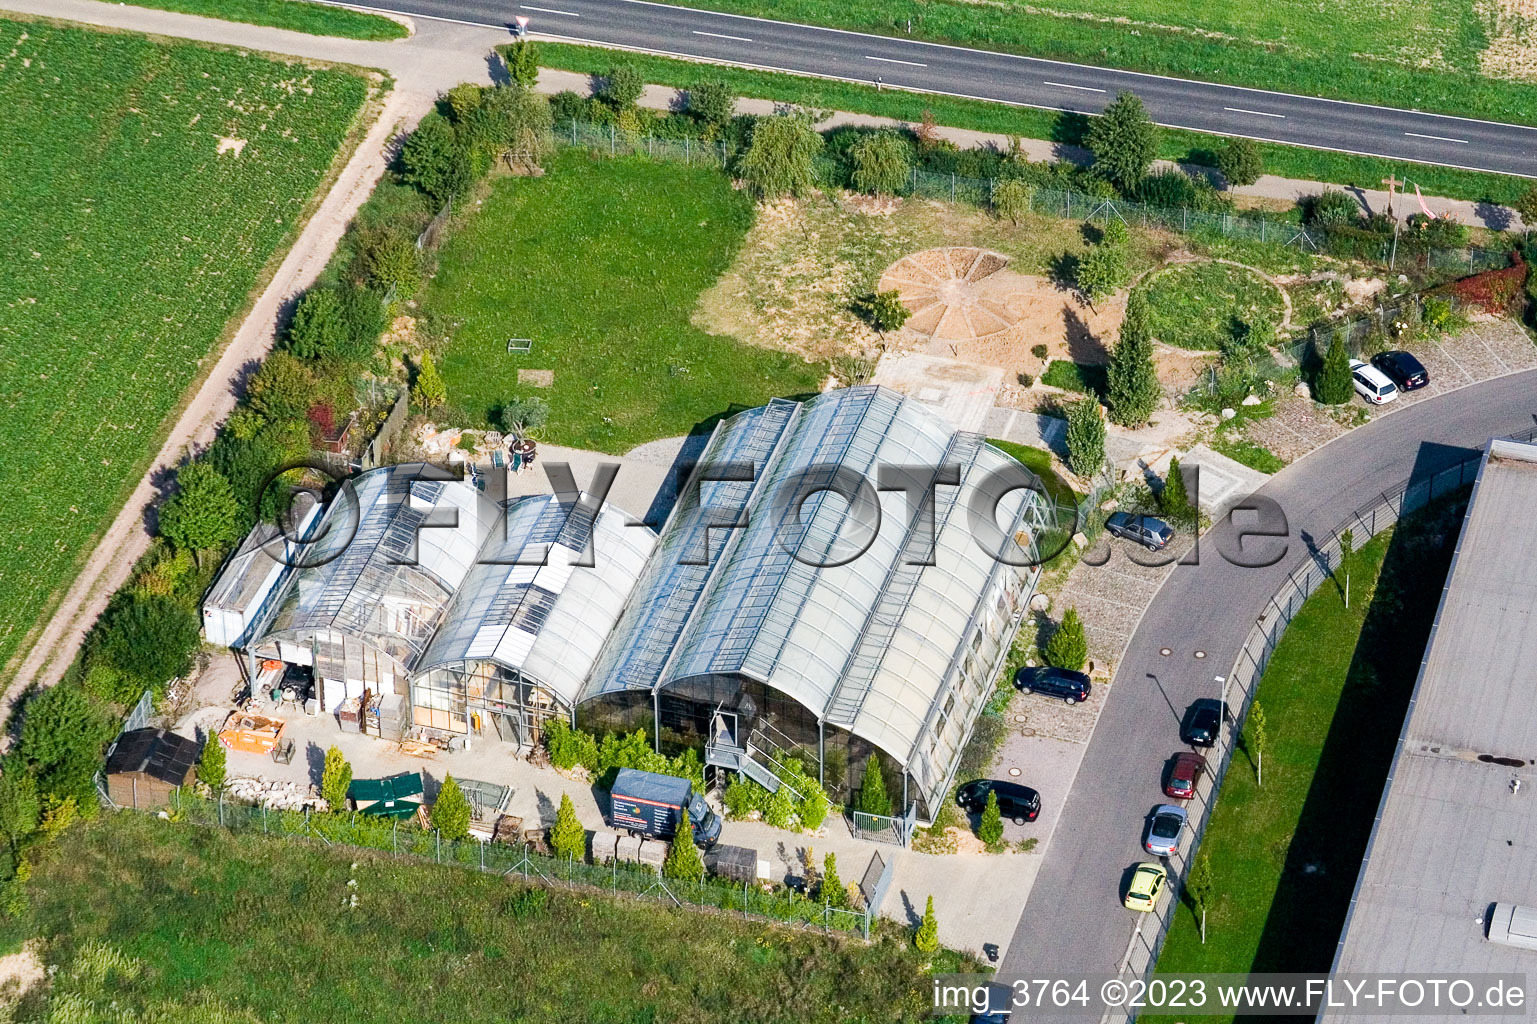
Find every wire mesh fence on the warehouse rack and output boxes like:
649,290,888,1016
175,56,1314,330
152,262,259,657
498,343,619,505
1105,426,1537,1019
162,792,876,937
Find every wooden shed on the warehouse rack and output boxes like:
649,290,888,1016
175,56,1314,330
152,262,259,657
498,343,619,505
105,728,202,810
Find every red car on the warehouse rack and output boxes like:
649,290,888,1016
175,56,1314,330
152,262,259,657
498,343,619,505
1165,752,1207,800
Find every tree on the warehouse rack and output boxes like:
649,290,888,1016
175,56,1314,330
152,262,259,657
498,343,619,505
88,592,201,688
663,821,706,882
1245,701,1269,787
1043,608,1088,672
284,287,349,360
196,737,226,793
1338,527,1355,609
1086,91,1157,194
355,230,421,298
18,685,112,807
321,746,352,813
1515,185,1537,230
686,79,736,130
500,396,549,440
1216,137,1263,187
737,113,823,199
1064,398,1106,478
848,131,910,196
505,39,540,89
1106,293,1160,427
247,351,317,422
977,789,1004,846
1075,237,1128,305
411,351,447,412
428,774,471,841
480,86,555,168
1160,455,1193,526
851,289,910,334
551,792,586,861
857,754,891,817
1186,851,1214,943
158,462,241,565
400,112,471,203
991,177,1032,225
914,895,940,953
0,763,40,859
820,852,848,908
1314,334,1354,404
599,65,644,109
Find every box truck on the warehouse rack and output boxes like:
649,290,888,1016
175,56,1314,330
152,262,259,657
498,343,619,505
608,768,721,847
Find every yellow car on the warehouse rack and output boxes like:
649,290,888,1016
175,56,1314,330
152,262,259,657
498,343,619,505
1124,862,1168,912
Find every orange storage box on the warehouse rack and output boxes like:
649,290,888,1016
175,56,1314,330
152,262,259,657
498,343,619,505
219,712,286,755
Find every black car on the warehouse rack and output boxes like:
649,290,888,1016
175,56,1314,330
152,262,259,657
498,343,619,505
1104,512,1175,551
1371,350,1429,391
1180,698,1227,747
957,779,1041,823
1014,666,1092,704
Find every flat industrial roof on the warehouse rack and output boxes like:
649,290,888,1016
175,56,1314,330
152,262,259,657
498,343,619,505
1325,439,1537,1020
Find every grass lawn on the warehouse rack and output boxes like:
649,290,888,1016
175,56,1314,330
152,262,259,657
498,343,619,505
1139,261,1287,351
1145,495,1467,1020
530,44,1533,207
0,20,367,682
121,0,407,39
9,812,977,1024
1040,359,1107,397
1210,435,1286,474
987,438,1078,506
425,151,823,453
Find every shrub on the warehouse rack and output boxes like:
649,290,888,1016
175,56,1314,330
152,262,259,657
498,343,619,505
197,737,226,792
1106,292,1160,427
411,351,448,411
1031,343,1049,361
737,113,823,199
1514,185,1537,229
723,778,763,818
1086,92,1157,194
551,792,586,861
819,852,848,908
848,131,911,195
1135,168,1200,209
505,39,539,89
1313,334,1355,404
763,785,796,829
479,86,555,167
663,826,705,882
686,79,736,129
1160,455,1196,527
549,90,586,123
443,83,484,123
158,462,242,564
856,754,891,817
321,746,352,813
598,65,644,109
1447,260,1528,316
431,775,471,841
1076,237,1128,303
1064,398,1106,477
1043,608,1088,672
1222,313,1276,362
991,177,1032,224
914,895,940,953
977,790,1004,846
798,789,828,830
400,112,472,203
19,685,112,808
248,352,318,422
500,396,550,440
1422,295,1455,333
1305,189,1362,229
1216,137,1263,187
851,289,910,333
1404,212,1469,250
0,764,40,858
87,592,200,690
285,287,349,360
356,229,421,298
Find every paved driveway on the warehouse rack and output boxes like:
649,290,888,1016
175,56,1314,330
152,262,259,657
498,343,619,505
1001,367,1537,977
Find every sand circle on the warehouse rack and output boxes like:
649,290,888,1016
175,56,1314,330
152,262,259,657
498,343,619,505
878,246,1023,345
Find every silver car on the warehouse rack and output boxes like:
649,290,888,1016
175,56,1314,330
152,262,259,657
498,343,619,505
1144,804,1187,858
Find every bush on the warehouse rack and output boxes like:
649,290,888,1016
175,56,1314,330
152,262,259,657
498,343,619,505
478,86,555,167
500,396,550,440
1222,313,1276,362
856,753,891,817
197,737,226,792
663,827,705,882
248,352,318,422
87,592,201,690
1403,212,1469,250
356,229,421,298
763,785,796,829
411,350,447,411
723,778,763,818
991,177,1032,224
851,289,910,333
157,462,242,563
1514,185,1537,229
321,746,352,812
1216,137,1263,187
598,65,644,109
737,113,823,199
848,131,911,195
1086,92,1157,194
1160,455,1196,527
1422,295,1455,333
977,790,1004,846
1135,168,1200,209
914,895,940,953
686,79,736,129
549,90,586,123
400,112,472,203
19,685,112,808
431,775,471,841
1076,238,1128,303
1043,608,1088,672
284,287,349,360
819,852,848,908
551,793,586,861
1305,189,1362,229
1313,334,1355,404
504,39,539,89
1064,398,1106,477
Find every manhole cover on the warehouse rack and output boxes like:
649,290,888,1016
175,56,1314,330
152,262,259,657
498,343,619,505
1014,714,1028,724
1194,650,1207,659
1007,767,1021,777
1159,647,1172,656
1021,728,1037,737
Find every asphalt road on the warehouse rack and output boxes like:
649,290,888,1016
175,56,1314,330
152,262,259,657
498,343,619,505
346,0,1537,177
1000,369,1537,979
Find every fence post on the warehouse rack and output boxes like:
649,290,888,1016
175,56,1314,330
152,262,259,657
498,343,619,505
684,136,690,162
609,123,615,156
950,172,956,201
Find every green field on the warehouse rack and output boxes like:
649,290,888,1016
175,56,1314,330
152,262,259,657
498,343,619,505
1146,496,1466,1019
532,44,1532,208
123,0,408,39
1139,261,1287,351
0,21,368,680
425,151,824,453
8,812,971,1024
646,0,1537,128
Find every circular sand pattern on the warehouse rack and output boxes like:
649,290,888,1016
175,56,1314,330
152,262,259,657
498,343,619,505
878,247,1022,345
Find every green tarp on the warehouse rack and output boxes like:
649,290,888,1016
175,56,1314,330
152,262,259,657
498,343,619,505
347,771,424,819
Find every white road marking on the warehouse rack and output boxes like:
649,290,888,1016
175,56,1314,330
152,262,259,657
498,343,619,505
865,55,928,68
1404,131,1470,144
519,4,579,15
1224,106,1285,118
1044,81,1106,93
692,30,753,42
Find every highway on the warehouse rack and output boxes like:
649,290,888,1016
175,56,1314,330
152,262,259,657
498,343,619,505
342,0,1537,177
1000,369,1537,979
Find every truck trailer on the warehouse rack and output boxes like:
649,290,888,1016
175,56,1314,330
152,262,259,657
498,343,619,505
608,767,722,847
